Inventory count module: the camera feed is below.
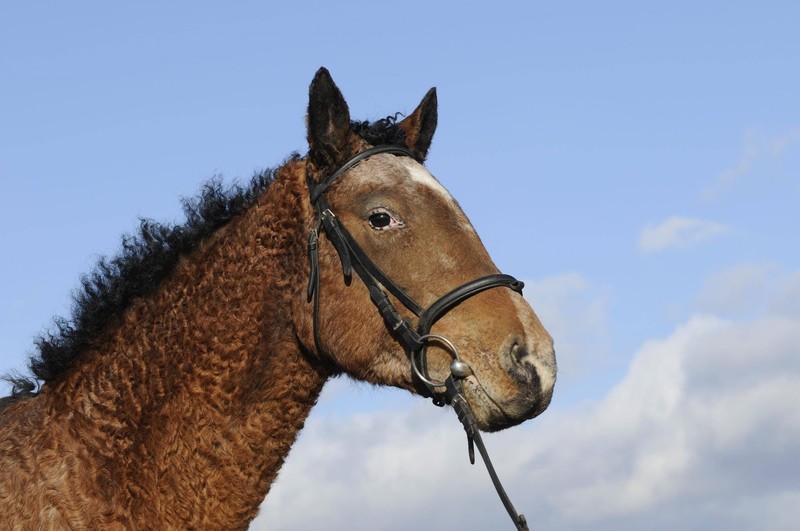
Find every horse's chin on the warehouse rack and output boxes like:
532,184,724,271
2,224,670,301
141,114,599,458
460,375,549,433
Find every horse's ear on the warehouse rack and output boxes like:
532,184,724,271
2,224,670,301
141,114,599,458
307,67,356,170
398,87,438,161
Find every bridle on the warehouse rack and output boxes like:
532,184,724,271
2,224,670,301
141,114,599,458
306,145,530,530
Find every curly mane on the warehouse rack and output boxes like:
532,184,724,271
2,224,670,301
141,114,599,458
351,113,407,146
3,117,406,399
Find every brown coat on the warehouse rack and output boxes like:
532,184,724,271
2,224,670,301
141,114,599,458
0,68,556,529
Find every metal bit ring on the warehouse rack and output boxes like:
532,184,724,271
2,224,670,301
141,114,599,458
412,334,472,388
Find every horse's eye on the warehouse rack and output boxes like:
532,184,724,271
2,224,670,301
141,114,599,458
368,212,393,230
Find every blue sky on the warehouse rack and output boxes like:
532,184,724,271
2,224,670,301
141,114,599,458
2,2,799,529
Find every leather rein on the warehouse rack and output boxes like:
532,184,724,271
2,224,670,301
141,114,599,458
305,145,530,530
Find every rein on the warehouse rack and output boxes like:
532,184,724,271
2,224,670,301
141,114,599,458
306,145,530,531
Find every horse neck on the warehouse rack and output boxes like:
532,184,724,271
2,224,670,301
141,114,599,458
46,160,328,526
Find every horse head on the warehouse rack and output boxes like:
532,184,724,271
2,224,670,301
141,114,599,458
297,68,556,432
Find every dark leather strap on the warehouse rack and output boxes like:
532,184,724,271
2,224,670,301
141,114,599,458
446,377,529,531
320,206,424,317
307,147,527,395
306,145,531,530
412,274,524,392
309,145,415,203
418,274,524,335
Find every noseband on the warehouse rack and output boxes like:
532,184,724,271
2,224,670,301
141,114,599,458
306,145,530,530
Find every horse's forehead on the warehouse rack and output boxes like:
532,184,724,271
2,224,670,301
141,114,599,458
396,157,452,200
349,154,453,203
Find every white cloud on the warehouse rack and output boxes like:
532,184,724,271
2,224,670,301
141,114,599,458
532,312,800,529
523,273,612,390
702,128,800,198
697,264,800,318
769,129,800,155
250,269,800,531
703,130,761,198
639,216,729,254
696,262,775,314
769,269,800,317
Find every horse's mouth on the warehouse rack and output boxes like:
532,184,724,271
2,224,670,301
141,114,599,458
459,373,546,432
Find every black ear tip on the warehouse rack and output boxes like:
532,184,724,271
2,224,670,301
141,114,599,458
310,67,346,104
420,88,438,115
310,67,336,95
424,87,437,102
313,66,332,81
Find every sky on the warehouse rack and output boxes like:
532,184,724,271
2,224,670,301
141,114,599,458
1,1,799,529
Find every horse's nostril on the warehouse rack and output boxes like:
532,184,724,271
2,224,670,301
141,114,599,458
510,340,528,364
504,339,540,391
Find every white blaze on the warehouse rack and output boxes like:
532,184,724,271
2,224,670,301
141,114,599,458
397,158,452,199
397,158,477,235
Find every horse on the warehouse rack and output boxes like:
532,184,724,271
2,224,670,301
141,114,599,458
0,68,556,529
